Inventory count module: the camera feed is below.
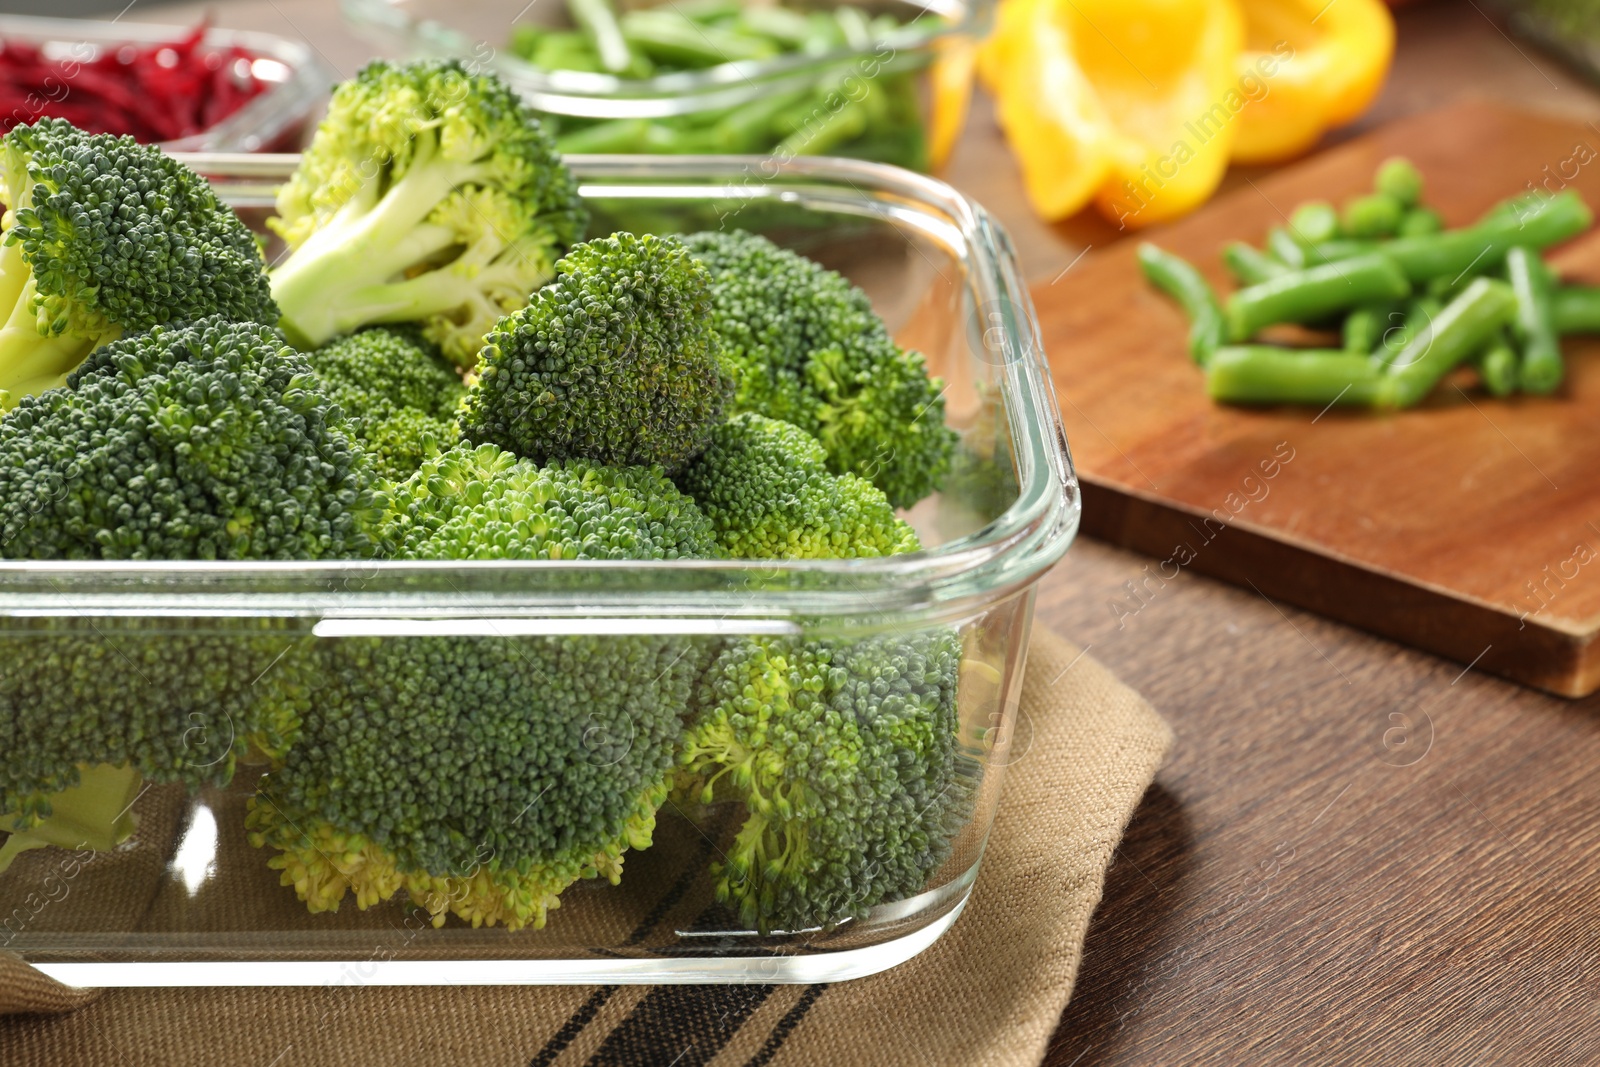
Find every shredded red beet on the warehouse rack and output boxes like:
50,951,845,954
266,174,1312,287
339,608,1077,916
0,23,269,143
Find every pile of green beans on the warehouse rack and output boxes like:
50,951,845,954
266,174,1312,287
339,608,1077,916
512,0,933,169
1138,157,1600,410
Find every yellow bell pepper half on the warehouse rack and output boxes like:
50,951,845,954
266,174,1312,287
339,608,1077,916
1230,0,1395,164
980,0,1244,228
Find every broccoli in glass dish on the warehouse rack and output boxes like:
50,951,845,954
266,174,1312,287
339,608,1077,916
0,59,984,941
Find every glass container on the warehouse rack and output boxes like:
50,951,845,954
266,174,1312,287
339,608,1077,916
0,154,1076,986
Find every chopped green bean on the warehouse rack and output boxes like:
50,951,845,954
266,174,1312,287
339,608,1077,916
1266,226,1308,269
1343,193,1405,238
1477,330,1520,398
1317,191,1592,283
1388,277,1517,407
1226,253,1412,342
1505,246,1563,395
1138,243,1226,365
1222,241,1288,286
1343,303,1395,353
1398,207,1443,237
1552,284,1600,334
1378,296,1442,365
567,0,635,74
1375,158,1424,207
620,10,780,66
1206,347,1395,407
1290,201,1341,244
737,6,813,45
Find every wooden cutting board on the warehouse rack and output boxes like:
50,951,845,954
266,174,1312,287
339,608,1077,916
1036,99,1600,697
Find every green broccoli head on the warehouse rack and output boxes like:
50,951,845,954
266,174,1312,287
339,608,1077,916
683,229,958,509
0,117,277,406
248,632,707,930
0,316,383,561
268,59,586,366
381,441,719,561
676,630,968,933
677,413,920,559
308,327,465,482
0,620,319,871
459,232,732,472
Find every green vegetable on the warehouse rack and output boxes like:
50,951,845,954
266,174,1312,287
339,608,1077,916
1222,241,1288,286
1205,346,1395,407
1388,277,1517,407
1138,243,1226,363
1398,206,1444,237
1342,193,1405,239
620,9,780,66
249,629,710,930
1374,158,1424,207
1505,246,1563,395
1553,284,1600,333
684,229,956,509
267,59,586,367
1226,253,1412,341
0,620,319,872
0,117,276,407
309,327,465,482
677,413,920,559
1317,190,1592,283
1477,331,1520,398
1266,226,1309,269
1377,296,1442,365
567,0,634,73
1343,303,1393,353
1290,201,1341,244
674,630,966,932
0,316,382,561
381,442,719,561
459,232,732,473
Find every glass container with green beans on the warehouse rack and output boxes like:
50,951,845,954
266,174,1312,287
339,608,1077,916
343,0,986,172
1138,156,1600,410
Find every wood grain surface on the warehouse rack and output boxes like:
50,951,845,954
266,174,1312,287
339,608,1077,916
131,0,1600,1062
1038,99,1600,697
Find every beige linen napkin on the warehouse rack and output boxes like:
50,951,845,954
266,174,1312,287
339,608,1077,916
0,629,1172,1067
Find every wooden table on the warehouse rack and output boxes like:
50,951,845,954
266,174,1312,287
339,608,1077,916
140,1,1600,1060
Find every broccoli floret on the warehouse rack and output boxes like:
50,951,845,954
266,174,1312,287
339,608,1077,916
0,316,383,561
0,117,276,407
683,229,958,509
458,232,731,472
308,327,465,481
381,441,718,561
0,620,318,872
267,59,586,366
675,630,967,933
247,633,707,930
677,413,920,559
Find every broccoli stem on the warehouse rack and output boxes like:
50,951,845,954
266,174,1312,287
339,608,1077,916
0,762,143,873
269,130,498,350
0,265,96,407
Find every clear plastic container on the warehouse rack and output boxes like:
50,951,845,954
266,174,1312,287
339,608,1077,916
0,154,1077,987
0,13,335,152
341,0,986,171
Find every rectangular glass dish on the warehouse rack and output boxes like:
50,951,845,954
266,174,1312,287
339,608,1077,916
341,0,985,170
0,155,1076,987
0,13,334,152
